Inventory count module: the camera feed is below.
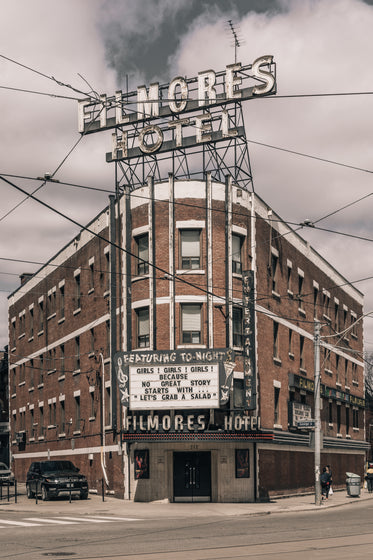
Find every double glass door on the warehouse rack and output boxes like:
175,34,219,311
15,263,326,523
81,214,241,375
173,451,211,502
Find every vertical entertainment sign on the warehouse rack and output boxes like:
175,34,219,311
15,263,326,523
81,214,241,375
242,270,256,410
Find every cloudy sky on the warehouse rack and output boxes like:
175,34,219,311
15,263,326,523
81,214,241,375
0,0,372,354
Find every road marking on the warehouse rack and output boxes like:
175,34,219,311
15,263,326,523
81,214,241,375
0,520,41,527
25,517,78,525
54,516,115,523
85,516,139,521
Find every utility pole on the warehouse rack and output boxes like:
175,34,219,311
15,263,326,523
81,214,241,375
314,320,322,506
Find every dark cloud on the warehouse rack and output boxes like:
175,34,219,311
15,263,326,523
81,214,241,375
99,0,286,84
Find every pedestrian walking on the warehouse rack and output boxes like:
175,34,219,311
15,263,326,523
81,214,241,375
326,465,333,496
320,466,331,500
365,462,373,493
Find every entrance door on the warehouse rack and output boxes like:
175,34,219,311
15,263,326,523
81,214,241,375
173,451,211,502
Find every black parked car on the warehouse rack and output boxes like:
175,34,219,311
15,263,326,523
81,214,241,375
26,460,88,501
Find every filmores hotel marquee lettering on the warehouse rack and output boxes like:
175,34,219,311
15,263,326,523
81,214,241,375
78,57,276,159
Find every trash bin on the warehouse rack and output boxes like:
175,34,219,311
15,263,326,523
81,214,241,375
346,472,361,497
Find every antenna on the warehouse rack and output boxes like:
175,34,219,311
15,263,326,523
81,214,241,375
227,20,241,63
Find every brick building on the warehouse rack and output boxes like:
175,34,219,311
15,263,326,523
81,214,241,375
8,175,368,501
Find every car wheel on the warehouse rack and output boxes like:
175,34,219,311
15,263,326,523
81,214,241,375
80,491,88,500
26,484,34,499
41,485,49,501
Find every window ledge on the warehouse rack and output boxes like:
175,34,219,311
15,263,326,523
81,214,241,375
104,291,110,298
48,425,57,429
272,290,281,301
336,382,342,388
18,333,26,340
328,423,333,427
298,308,306,317
131,275,150,283
38,383,44,389
177,344,207,349
58,317,65,325
299,368,307,375
38,436,45,441
346,434,351,439
325,369,333,376
18,381,26,387
323,314,331,322
273,357,282,366
89,416,96,422
232,272,243,279
88,288,95,295
288,352,294,360
336,433,343,438
287,290,294,298
29,437,35,442
47,313,56,321
73,430,81,435
73,369,81,376
73,308,81,316
273,424,282,430
88,352,95,358
351,333,358,340
353,427,359,432
58,375,65,381
28,387,34,392
352,381,359,386
38,330,44,337
176,269,205,275
28,336,34,343
11,393,16,398
48,369,57,375
345,386,350,391
58,432,66,438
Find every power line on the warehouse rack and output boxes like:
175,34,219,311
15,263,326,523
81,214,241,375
0,84,81,100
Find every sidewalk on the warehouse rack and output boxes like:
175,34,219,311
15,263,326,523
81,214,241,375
1,485,372,519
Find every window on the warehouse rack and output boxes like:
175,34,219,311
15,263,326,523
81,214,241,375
335,354,340,384
353,408,359,429
30,408,35,439
105,386,111,426
287,261,292,294
233,307,243,347
105,250,110,292
313,285,319,319
74,395,81,431
274,386,280,425
298,273,304,311
180,230,201,270
29,307,34,338
324,347,331,373
181,304,202,344
75,336,80,371
11,319,16,348
59,400,65,434
49,401,56,426
74,272,81,310
273,322,280,360
59,284,65,318
48,348,56,372
323,290,330,319
233,378,244,408
90,328,95,355
288,329,294,357
351,312,358,338
232,234,243,274
344,359,349,386
136,308,150,348
60,344,65,376
337,404,341,433
29,359,34,388
89,259,95,292
106,320,110,357
334,300,339,331
39,406,44,438
135,234,149,275
39,355,44,385
48,290,56,317
352,363,358,384
90,389,96,419
271,250,279,293
38,299,44,332
346,407,350,435
300,335,305,370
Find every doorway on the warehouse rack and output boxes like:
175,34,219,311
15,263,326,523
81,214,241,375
173,451,211,502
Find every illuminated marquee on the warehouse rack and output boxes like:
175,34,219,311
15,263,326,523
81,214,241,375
78,57,276,160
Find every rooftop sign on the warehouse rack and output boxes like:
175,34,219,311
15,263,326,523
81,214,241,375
78,57,276,162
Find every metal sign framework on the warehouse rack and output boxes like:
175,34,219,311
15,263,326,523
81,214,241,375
78,58,276,193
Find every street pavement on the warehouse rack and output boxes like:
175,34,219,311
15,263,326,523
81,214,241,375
1,484,372,519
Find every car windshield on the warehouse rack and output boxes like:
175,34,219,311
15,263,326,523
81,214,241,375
40,461,76,472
